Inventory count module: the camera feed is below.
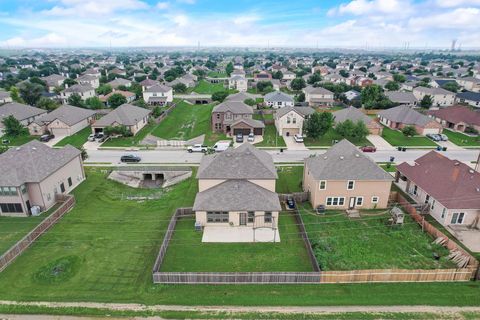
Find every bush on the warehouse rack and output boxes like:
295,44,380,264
465,127,479,135
402,125,417,137
212,91,229,102
103,125,133,137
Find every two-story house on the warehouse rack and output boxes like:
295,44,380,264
0,102,47,134
274,106,315,137
303,86,335,107
142,84,173,106
228,74,248,92
60,84,95,104
413,86,456,108
211,101,264,136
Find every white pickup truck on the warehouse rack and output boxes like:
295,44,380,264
187,144,209,153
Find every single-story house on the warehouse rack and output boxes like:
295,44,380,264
456,91,480,108
385,91,418,107
274,106,315,136
91,103,151,136
99,90,136,106
333,106,383,135
0,140,85,216
28,104,96,136
0,102,47,132
107,78,132,89
264,90,294,109
378,105,443,135
427,105,480,133
303,139,393,210
396,151,480,228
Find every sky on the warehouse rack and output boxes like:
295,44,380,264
0,0,479,49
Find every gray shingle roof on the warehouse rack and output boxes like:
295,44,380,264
231,118,265,128
144,84,172,93
64,84,94,93
264,91,294,103
225,92,255,102
333,106,373,125
276,106,315,119
93,104,151,127
212,101,253,114
197,143,277,180
193,179,281,212
305,139,393,181
0,102,46,123
33,104,95,126
385,91,418,103
304,86,334,95
378,105,432,126
0,140,81,187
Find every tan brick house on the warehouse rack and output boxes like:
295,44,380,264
211,101,264,136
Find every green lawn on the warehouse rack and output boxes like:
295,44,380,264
54,127,91,149
151,101,214,141
193,80,236,94
1,133,37,147
160,212,313,272
304,128,372,147
276,166,304,193
0,169,479,306
0,216,46,255
101,122,157,147
299,203,455,271
254,124,286,147
379,162,397,172
381,126,437,147
203,130,232,146
443,129,480,147
207,71,227,78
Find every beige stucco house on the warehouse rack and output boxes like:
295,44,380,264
60,84,95,104
303,140,393,210
193,144,281,242
91,103,151,135
0,140,85,217
303,86,335,107
413,86,456,108
274,106,315,137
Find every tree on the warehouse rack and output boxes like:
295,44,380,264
303,112,334,139
2,115,28,137
0,145,8,154
307,73,322,85
290,78,306,91
420,95,433,109
80,147,88,160
339,70,349,78
256,81,273,93
402,125,417,137
335,120,369,142
225,62,234,76
18,82,43,106
212,91,229,102
152,106,163,118
63,78,77,87
244,98,256,106
393,74,406,83
385,81,400,91
296,92,305,103
442,82,459,93
108,93,127,108
68,93,84,108
36,97,59,111
96,84,112,95
103,125,133,137
85,97,104,109
9,86,23,103
272,71,283,80
173,83,187,93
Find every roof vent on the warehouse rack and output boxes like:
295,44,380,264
32,147,36,151
454,162,460,166
355,154,360,158
469,169,474,174
340,156,344,160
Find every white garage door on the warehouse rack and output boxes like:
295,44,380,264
51,128,70,136
423,128,441,135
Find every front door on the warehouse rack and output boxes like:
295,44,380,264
26,200,31,215
239,213,247,226
349,197,356,209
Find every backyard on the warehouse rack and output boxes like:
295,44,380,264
303,128,372,147
0,215,46,255
381,126,437,147
193,80,236,95
0,133,37,147
54,126,91,149
298,203,455,271
254,124,286,147
160,212,313,272
275,166,303,193
151,101,214,141
443,129,480,147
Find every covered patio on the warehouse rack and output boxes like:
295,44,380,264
202,226,280,243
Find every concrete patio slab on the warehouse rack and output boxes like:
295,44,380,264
447,225,480,253
202,226,280,243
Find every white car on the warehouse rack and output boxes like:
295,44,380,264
294,134,304,143
87,134,96,142
247,133,255,142
187,144,209,153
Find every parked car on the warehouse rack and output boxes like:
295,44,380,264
360,146,377,152
187,144,209,153
286,197,295,209
236,133,244,143
120,154,141,163
293,134,304,143
427,134,441,142
439,134,448,141
247,133,255,142
87,134,96,142
40,134,55,142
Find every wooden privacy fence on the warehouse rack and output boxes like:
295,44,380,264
292,208,320,272
0,195,75,273
278,192,309,203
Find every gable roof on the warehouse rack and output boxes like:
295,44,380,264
144,84,172,93
305,139,393,181
264,90,294,103
64,84,94,93
276,106,315,119
32,104,95,126
93,104,151,127
397,151,480,209
304,86,334,95
333,106,375,126
385,91,418,103
231,118,265,128
378,105,434,127
427,105,480,127
0,140,81,187
212,101,253,114
197,143,277,180
414,86,454,96
0,102,46,123
225,92,255,102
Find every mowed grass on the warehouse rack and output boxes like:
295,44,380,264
0,216,46,255
276,166,303,193
101,122,157,147
193,80,235,94
151,101,214,141
54,126,91,149
203,130,232,146
1,133,37,147
254,124,286,147
299,203,455,270
304,128,372,147
160,212,313,272
381,126,437,147
443,129,480,147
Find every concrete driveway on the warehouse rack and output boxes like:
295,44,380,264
436,140,464,151
284,136,308,151
367,134,396,151
45,134,66,147
233,135,263,148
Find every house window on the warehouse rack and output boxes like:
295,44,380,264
20,185,27,194
356,197,363,206
347,180,355,190
264,212,272,223
319,180,327,190
326,197,345,206
68,177,72,187
207,211,229,223
413,185,418,195
451,212,465,225
371,196,379,204
247,211,254,223
441,208,446,219
0,203,23,213
60,183,65,193
0,187,17,196
425,194,430,204
287,117,291,124
431,200,435,210
292,117,296,124
47,193,51,201
216,113,220,119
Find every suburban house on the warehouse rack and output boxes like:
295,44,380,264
100,90,136,106
28,104,96,136
385,91,418,107
60,84,95,104
396,152,480,229
282,71,296,81
456,77,480,92
0,140,85,217
211,100,264,136
140,78,160,91
228,74,248,92
107,78,132,89
0,90,13,104
0,102,47,133
168,74,197,88
41,74,66,92
254,71,272,81
413,86,456,108
193,143,281,242
303,86,335,107
108,68,127,77
333,106,383,135
225,92,256,102
427,105,480,133
264,91,294,109
456,91,480,108
274,106,314,137
91,103,151,136
378,105,443,135
303,139,393,210
142,84,173,106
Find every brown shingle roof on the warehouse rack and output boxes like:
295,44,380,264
427,105,480,127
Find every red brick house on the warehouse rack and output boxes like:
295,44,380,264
427,105,480,133
378,105,443,135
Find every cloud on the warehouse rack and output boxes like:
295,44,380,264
329,0,407,16
156,2,170,10
408,7,480,30
435,0,480,8
233,14,261,25
177,0,196,4
2,33,67,47
42,0,149,17
172,14,189,26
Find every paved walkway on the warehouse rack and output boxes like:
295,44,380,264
202,226,280,242
366,134,396,151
